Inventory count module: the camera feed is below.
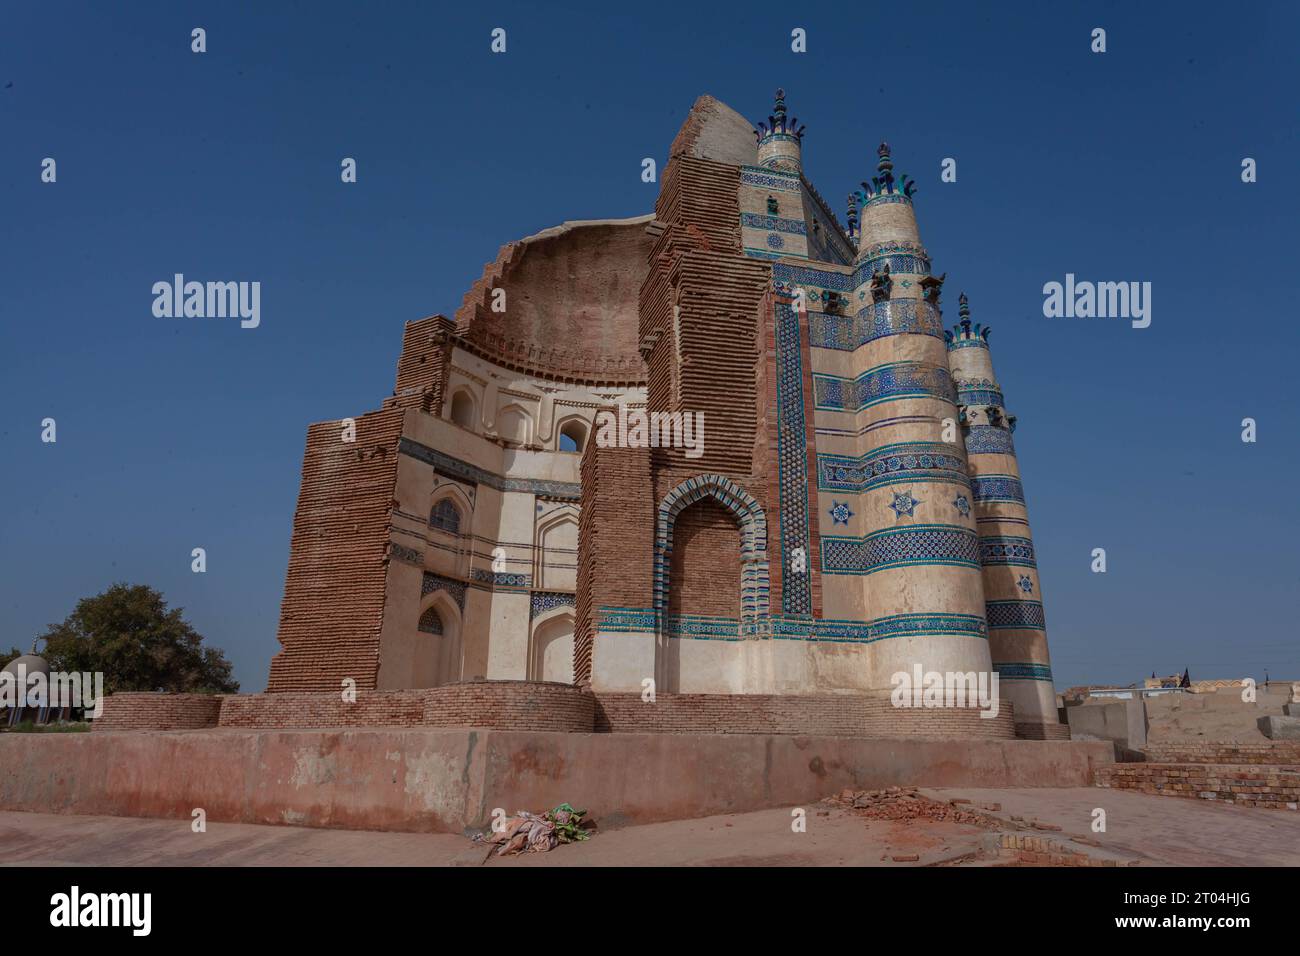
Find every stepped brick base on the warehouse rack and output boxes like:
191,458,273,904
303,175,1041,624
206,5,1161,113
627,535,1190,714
591,693,1016,738
93,686,1031,739
1095,763,1300,809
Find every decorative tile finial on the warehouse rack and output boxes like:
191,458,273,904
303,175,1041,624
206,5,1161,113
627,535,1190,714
877,142,893,176
861,141,916,202
945,293,992,348
754,88,805,142
846,192,859,239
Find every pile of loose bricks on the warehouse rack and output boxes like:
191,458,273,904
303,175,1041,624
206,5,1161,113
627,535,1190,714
993,833,1135,867
1094,741,1300,810
93,684,1026,739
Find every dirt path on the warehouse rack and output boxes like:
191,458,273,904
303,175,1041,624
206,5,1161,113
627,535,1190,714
3,786,1297,867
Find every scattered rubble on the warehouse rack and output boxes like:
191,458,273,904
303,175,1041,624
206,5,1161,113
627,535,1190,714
823,787,1001,829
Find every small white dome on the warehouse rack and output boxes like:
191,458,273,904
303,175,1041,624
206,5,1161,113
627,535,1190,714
1,654,50,678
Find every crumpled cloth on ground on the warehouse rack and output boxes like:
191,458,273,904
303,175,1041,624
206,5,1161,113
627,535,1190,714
475,805,589,855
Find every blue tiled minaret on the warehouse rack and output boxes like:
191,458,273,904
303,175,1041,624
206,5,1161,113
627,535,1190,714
946,294,1063,736
836,145,993,692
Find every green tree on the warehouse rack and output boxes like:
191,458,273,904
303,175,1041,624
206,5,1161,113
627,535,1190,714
38,584,239,694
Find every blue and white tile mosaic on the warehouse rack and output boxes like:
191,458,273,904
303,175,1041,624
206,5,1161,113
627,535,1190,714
822,524,982,575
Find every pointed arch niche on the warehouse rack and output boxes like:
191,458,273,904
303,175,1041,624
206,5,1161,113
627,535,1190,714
528,605,575,684
653,474,771,625
414,588,464,687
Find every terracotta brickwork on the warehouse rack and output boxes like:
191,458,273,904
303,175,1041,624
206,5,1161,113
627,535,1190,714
1141,742,1300,765
419,681,594,732
218,682,594,733
638,154,770,474
91,693,223,732
592,693,1016,739
1095,763,1300,809
574,443,654,686
995,834,1135,867
383,315,455,414
454,220,651,385
666,499,742,618
269,407,406,692
219,689,429,728
92,687,1026,739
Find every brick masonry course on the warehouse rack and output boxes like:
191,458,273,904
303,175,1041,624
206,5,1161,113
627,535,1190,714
94,687,1021,739
1140,741,1300,765
89,693,223,732
1095,763,1300,810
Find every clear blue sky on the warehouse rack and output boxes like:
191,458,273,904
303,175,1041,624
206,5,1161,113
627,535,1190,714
4,1,1298,691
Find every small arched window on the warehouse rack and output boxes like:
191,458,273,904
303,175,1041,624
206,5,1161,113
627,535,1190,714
418,606,443,635
429,498,462,534
450,391,475,429
559,421,587,453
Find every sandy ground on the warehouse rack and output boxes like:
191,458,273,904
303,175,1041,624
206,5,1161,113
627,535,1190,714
4,785,1298,867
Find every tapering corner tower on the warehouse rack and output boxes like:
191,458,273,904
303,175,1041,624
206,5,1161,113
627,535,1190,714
755,87,804,174
946,296,1066,738
823,143,993,691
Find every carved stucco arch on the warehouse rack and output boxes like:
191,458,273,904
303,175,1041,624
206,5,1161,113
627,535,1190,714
653,474,770,626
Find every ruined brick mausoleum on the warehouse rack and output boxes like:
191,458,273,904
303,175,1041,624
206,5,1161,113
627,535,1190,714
267,90,1065,740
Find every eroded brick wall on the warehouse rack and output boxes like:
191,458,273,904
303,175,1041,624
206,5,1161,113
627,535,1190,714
574,443,654,685
220,683,594,732
383,315,455,414
593,693,1017,739
1096,763,1300,809
638,155,771,475
92,693,223,732
1141,742,1300,765
219,689,430,728
269,407,406,693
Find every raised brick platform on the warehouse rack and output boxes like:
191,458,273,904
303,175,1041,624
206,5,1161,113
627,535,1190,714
93,685,1040,739
216,682,594,733
0,728,1114,833
1140,742,1300,765
1095,763,1300,810
90,693,223,731
592,692,1017,739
